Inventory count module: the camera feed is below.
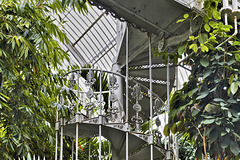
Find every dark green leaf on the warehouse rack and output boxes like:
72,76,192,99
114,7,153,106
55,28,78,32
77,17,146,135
202,70,212,79
213,98,225,102
209,128,218,143
188,88,198,97
221,136,230,148
235,54,240,62
200,58,209,67
192,109,200,116
230,141,240,156
196,91,209,100
178,43,187,55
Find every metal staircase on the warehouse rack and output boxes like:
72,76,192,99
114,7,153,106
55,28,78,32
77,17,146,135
55,0,203,159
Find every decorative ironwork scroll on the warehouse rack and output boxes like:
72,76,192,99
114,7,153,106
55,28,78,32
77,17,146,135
85,70,96,118
153,99,162,115
68,73,76,117
131,83,143,132
155,130,162,146
106,74,119,122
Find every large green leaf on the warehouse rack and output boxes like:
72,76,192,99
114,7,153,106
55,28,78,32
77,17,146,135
188,88,198,97
209,128,218,143
230,141,240,156
200,58,209,67
196,91,209,100
202,70,212,79
231,82,239,95
213,98,225,102
178,43,187,55
163,124,170,137
202,118,215,124
170,123,178,134
191,108,200,116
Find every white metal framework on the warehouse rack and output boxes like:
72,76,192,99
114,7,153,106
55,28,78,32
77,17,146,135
54,0,206,159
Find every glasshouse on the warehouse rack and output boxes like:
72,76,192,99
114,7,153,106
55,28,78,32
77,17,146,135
1,0,240,159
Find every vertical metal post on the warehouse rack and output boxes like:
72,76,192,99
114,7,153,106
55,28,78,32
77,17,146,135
224,13,228,25
99,71,102,160
72,138,74,160
60,121,63,160
222,0,229,7
167,56,170,150
77,72,80,113
76,72,80,160
99,125,102,160
76,123,79,160
148,34,153,160
55,131,58,160
55,101,59,160
125,24,129,160
233,0,238,10
108,140,111,160
175,64,179,160
99,71,102,115
89,138,91,160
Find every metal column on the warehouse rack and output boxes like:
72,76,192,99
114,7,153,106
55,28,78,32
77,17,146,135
108,140,111,160
167,57,170,151
60,120,63,160
125,24,129,160
76,124,79,160
76,72,80,160
148,34,153,160
72,138,74,160
99,71,103,160
175,65,179,160
89,138,91,160
55,106,59,160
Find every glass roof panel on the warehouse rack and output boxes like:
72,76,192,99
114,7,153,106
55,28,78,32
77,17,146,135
54,5,118,71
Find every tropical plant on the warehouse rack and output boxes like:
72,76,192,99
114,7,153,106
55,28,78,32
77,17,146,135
163,0,240,159
0,0,88,159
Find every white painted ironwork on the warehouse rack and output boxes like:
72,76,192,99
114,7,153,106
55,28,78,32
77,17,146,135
99,71,102,160
148,34,153,160
125,25,129,160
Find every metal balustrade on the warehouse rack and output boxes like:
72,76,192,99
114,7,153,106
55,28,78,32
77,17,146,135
54,66,172,159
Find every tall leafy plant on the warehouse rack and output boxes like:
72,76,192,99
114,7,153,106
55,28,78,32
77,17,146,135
0,0,88,158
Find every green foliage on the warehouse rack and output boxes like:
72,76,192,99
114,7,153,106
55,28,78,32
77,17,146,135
0,0,88,158
176,13,189,23
165,0,240,159
178,133,196,160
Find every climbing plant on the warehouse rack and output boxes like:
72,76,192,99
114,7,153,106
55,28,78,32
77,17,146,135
164,0,240,159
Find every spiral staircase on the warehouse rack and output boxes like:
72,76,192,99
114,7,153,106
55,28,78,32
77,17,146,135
55,0,203,159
